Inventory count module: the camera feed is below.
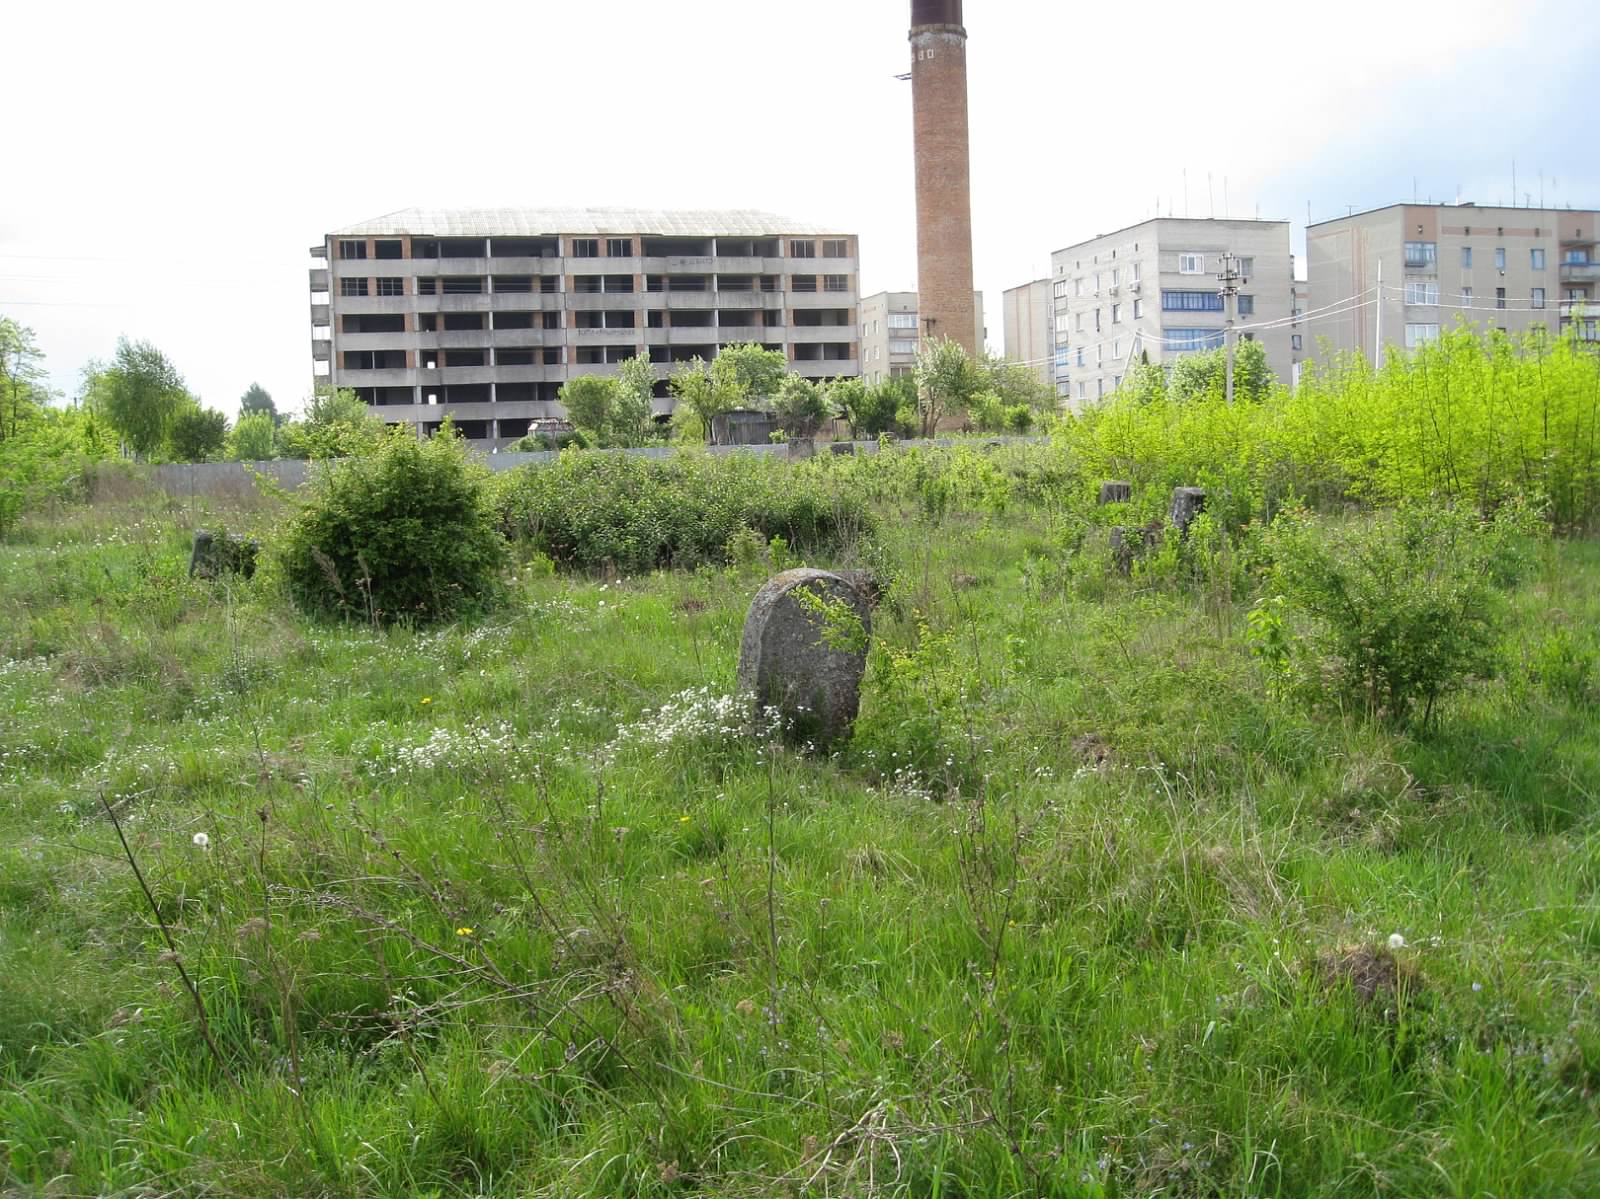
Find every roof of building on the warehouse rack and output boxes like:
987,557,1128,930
330,206,844,237
1308,200,1600,229
1050,215,1288,257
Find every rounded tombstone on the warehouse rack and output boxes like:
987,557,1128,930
737,568,871,749
1170,487,1207,537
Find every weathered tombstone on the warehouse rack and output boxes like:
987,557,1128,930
829,441,856,456
1098,480,1132,506
188,529,260,580
786,437,816,460
738,568,871,748
1170,487,1207,537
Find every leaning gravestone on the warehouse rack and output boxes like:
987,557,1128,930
1098,480,1132,505
738,568,871,748
188,529,260,580
830,441,856,456
1169,487,1207,537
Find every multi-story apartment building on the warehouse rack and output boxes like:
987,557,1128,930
1307,202,1600,360
1048,217,1303,407
309,207,859,448
1001,278,1053,389
858,289,986,385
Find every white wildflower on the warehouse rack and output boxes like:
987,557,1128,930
1387,933,1406,950
192,832,211,850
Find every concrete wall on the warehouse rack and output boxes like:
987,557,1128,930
99,437,1041,499
1002,278,1052,388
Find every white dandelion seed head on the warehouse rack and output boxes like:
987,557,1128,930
192,832,210,849
1387,932,1406,950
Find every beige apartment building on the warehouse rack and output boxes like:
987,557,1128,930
1001,278,1053,388
1307,202,1600,359
858,290,985,384
309,207,860,449
1049,217,1305,407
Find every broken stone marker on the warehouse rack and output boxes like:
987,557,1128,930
1169,487,1207,536
188,529,260,580
737,568,871,748
1098,480,1132,505
829,441,855,456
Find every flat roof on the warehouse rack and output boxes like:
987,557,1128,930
1309,200,1600,229
330,206,845,238
1050,215,1288,258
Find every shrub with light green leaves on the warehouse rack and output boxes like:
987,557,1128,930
278,427,507,625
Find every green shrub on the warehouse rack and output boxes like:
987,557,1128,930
279,429,507,625
493,450,874,573
1257,501,1541,728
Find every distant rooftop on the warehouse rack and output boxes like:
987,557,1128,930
1050,214,1289,257
1309,200,1600,229
329,206,843,238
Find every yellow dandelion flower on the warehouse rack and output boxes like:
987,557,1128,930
456,927,474,937
420,697,433,705
679,814,691,823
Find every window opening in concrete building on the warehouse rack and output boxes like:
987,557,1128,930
443,277,484,294
1162,290,1223,312
889,339,917,355
444,350,485,367
604,346,633,363
671,310,714,327
603,274,633,292
495,312,535,330
718,275,755,291
604,311,636,329
498,383,535,404
496,349,536,366
339,240,367,259
1532,248,1546,270
1179,253,1205,274
1405,323,1441,349
443,313,485,331
543,349,561,365
671,275,708,292
574,276,605,293
792,275,817,292
572,239,600,258
377,277,405,296
1533,287,1546,309
716,237,780,256
343,350,406,370
887,312,917,329
340,278,369,297
418,313,438,332
1404,241,1438,268
417,277,437,295
537,276,557,293
643,237,712,257
442,384,490,404
647,310,664,328
793,308,850,326
375,240,403,260
790,240,816,258
342,313,405,333
607,238,633,257
423,354,438,370
719,311,758,328
1236,257,1254,279
823,239,848,258
1403,282,1439,306
542,312,560,329
493,275,535,293
491,237,558,258
1494,247,1507,271
1496,287,1507,309
1237,295,1254,316
760,275,780,292
413,240,440,259
439,238,486,258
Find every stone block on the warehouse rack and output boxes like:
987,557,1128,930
1170,487,1206,536
188,529,260,580
1098,480,1132,505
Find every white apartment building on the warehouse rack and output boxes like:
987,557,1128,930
310,207,859,449
1048,217,1304,407
1001,278,1053,389
1307,202,1600,360
858,290,986,384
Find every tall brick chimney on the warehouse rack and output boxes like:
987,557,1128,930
909,0,977,356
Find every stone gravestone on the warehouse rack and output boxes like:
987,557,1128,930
188,529,260,580
738,568,871,748
1169,487,1207,537
830,441,856,456
1098,480,1132,505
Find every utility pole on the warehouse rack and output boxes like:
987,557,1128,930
1216,251,1244,404
1374,258,1383,368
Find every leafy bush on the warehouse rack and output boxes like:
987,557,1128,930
493,450,874,573
279,428,508,625
1255,501,1541,727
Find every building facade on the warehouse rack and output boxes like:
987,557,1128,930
1001,277,1052,389
1307,202,1600,360
309,207,859,449
1048,217,1303,407
858,290,986,384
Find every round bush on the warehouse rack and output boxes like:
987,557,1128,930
279,430,508,625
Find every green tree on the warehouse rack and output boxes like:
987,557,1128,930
1122,351,1168,404
557,375,618,443
913,336,982,436
771,374,832,439
94,338,193,459
981,353,1055,412
229,411,277,461
277,384,384,459
1168,339,1272,403
0,317,47,442
167,405,228,462
239,382,280,425
713,342,787,404
612,354,658,447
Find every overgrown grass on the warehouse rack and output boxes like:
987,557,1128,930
3,453,1598,1196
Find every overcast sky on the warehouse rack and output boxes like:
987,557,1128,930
6,0,1597,417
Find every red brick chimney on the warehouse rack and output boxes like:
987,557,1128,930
909,0,977,356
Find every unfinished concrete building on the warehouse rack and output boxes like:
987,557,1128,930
309,208,860,447
859,290,986,384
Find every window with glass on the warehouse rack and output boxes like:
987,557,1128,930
823,274,848,292
1162,290,1223,312
1164,328,1225,352
377,277,404,296
1178,253,1205,274
789,240,816,258
1291,334,1303,351
571,239,599,258
1404,241,1437,267
1531,248,1546,270
1496,287,1507,309
791,275,817,292
1110,303,1121,323
1532,287,1546,309
1237,294,1255,316
1494,247,1506,270
1133,299,1144,319
823,239,848,257
1404,281,1439,305
1461,287,1473,308
606,238,632,257
339,277,368,297
1405,323,1440,349
339,239,367,260
1461,246,1473,268
889,339,918,355
1237,257,1254,278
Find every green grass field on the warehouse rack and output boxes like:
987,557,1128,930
2,463,1599,1197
